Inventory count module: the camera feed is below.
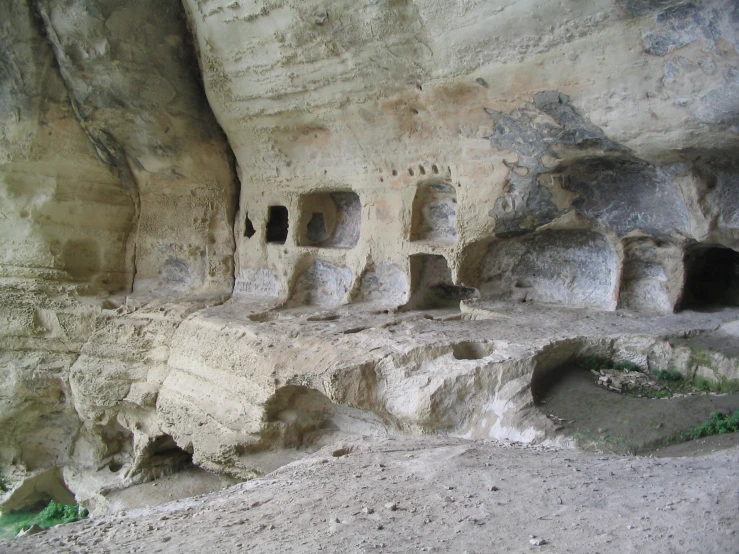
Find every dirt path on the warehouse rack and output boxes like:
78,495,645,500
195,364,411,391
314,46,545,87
3,436,738,553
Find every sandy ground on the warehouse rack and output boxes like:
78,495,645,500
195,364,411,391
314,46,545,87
3,436,738,554
541,369,739,453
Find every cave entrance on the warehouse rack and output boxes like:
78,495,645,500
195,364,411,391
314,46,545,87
133,435,193,481
403,254,477,310
149,435,192,466
682,246,739,310
266,206,289,244
1,467,77,513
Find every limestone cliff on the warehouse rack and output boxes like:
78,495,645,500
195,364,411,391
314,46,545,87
1,0,737,514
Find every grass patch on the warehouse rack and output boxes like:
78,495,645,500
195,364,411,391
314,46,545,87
0,500,88,539
690,375,739,394
629,370,685,399
583,358,739,398
681,411,739,441
628,388,672,399
689,348,713,369
652,370,683,382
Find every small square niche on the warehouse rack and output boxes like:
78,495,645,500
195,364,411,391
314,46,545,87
298,191,360,248
410,183,458,244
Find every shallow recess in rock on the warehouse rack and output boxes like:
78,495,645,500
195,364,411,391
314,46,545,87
358,263,409,305
289,260,352,307
451,341,495,360
479,230,618,310
248,311,279,323
97,421,134,474
306,313,341,322
561,157,690,237
299,191,361,248
410,183,458,244
263,386,336,448
134,435,193,481
682,245,739,309
266,206,289,244
618,237,683,313
342,327,368,334
61,239,101,282
1,467,77,513
403,254,477,310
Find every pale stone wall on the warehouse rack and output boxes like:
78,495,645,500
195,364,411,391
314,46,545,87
1,0,738,514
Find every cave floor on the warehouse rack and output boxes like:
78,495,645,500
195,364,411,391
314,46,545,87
540,369,739,454
5,435,738,554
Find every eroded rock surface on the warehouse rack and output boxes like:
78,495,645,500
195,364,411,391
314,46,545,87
1,0,738,522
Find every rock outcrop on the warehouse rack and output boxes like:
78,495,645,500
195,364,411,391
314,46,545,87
1,0,738,514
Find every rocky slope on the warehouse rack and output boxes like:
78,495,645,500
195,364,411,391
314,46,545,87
1,0,738,522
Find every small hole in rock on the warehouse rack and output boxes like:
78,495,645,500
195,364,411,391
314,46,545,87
249,312,276,322
266,206,289,244
244,213,256,238
452,342,495,360
307,313,341,322
408,168,415,176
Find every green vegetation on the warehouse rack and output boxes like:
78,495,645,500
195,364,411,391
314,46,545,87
689,348,713,369
652,370,682,382
630,388,672,399
579,355,739,398
629,371,739,398
0,500,88,539
681,411,739,442
0,471,8,493
628,371,686,399
690,375,739,394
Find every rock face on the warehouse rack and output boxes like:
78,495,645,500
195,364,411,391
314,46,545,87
0,0,235,512
1,0,738,514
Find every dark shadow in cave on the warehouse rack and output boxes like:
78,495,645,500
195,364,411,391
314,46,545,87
681,246,739,311
266,206,289,244
130,435,194,481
